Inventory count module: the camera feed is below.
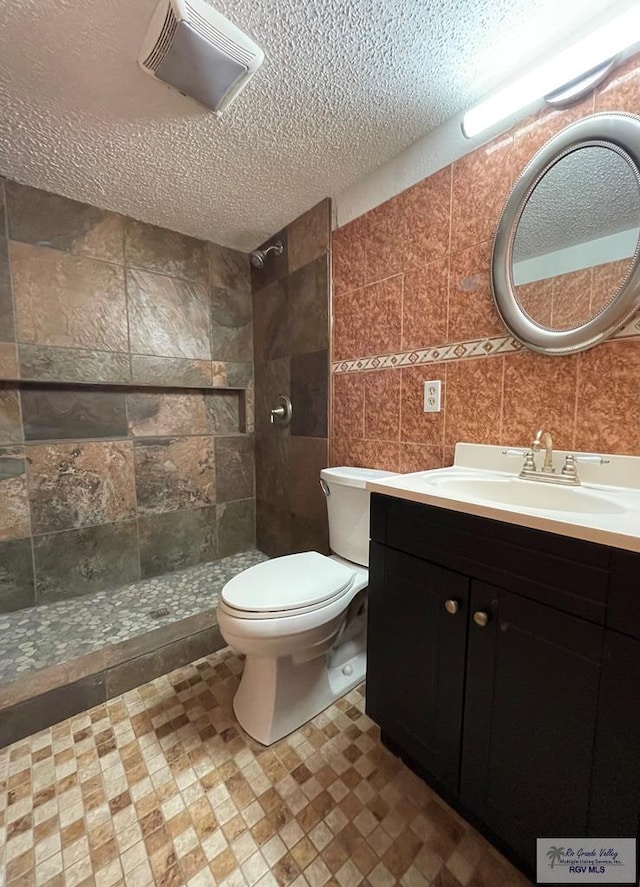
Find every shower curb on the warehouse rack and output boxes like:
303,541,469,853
0,610,226,748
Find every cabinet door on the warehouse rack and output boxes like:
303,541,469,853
589,630,640,838
366,543,469,794
461,581,603,871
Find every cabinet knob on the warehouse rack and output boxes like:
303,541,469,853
444,599,459,615
473,611,489,628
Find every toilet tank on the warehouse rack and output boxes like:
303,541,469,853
320,467,397,567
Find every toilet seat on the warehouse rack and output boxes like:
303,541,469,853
220,552,356,619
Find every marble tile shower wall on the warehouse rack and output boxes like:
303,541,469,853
0,179,257,613
331,56,640,473
252,200,331,558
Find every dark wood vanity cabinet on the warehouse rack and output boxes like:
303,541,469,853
461,582,602,865
590,630,640,837
367,543,469,795
367,494,640,877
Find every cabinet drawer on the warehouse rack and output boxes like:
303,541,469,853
372,494,610,623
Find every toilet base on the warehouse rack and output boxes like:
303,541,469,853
233,642,366,746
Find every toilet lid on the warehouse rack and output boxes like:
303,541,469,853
221,552,356,614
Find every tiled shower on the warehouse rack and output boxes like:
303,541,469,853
0,181,256,610
0,181,330,745
252,200,331,558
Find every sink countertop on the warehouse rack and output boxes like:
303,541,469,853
366,443,640,552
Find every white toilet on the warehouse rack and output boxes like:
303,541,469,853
216,466,396,745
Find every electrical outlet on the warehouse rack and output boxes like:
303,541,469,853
423,380,441,413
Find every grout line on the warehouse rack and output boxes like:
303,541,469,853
398,366,404,463
362,210,370,289
498,355,506,446
442,361,448,459
399,272,405,354
15,343,220,361
2,182,18,349
573,352,581,451
205,245,214,368
10,375,251,394
128,392,143,585
447,164,454,257
122,222,133,385
361,369,367,441
10,235,210,287
445,250,451,344
20,391,38,607
20,429,249,448
23,497,251,543
359,372,365,440
2,182,40,606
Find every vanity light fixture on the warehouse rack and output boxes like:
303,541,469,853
461,3,640,138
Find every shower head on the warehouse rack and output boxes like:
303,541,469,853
250,240,284,269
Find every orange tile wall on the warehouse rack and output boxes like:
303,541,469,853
330,57,640,472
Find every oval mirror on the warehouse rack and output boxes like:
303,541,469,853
492,113,640,354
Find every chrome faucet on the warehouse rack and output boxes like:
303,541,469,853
519,428,581,486
531,429,555,474
504,430,610,487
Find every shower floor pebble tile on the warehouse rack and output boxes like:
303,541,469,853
0,551,268,685
0,647,533,887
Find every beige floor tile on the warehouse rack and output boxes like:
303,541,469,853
233,830,260,863
94,856,124,887
34,850,63,886
242,850,269,885
304,855,332,887
0,648,531,887
263,834,288,866
34,831,61,865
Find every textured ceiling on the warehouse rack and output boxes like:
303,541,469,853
0,0,634,250
514,145,640,259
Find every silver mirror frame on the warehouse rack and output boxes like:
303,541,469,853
492,112,640,355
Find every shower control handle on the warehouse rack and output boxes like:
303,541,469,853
270,395,292,427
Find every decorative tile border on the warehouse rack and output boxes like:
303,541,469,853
332,314,640,374
332,334,523,374
618,312,640,339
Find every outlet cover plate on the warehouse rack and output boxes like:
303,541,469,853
424,380,441,412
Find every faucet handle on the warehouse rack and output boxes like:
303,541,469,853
501,448,528,458
561,454,579,480
573,454,610,465
522,451,537,473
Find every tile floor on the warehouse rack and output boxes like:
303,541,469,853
0,648,532,887
0,551,268,684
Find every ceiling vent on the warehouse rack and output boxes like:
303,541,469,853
138,0,264,115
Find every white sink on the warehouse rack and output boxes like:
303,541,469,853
365,443,640,552
425,475,625,515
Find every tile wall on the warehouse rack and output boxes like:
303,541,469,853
252,201,331,557
517,261,629,329
0,181,256,612
331,57,640,471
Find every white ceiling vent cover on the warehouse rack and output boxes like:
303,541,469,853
138,0,264,114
